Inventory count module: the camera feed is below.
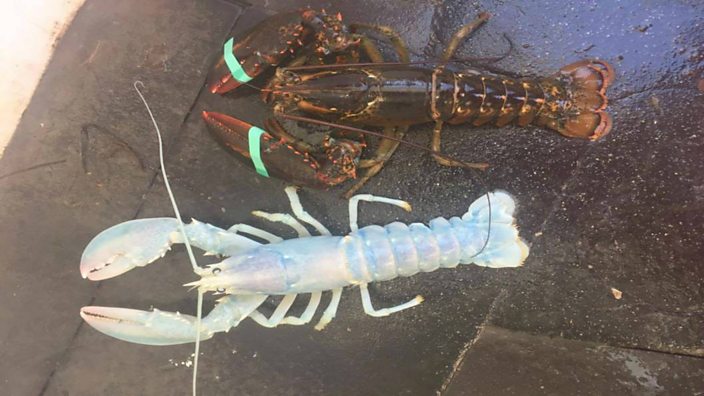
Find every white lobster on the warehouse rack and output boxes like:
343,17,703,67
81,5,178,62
80,186,529,345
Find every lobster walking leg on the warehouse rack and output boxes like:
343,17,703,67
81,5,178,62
284,186,331,235
359,283,424,317
253,210,312,237
348,192,423,316
228,223,283,243
345,126,408,198
342,24,412,197
351,23,411,63
315,288,343,331
317,191,413,329
430,120,487,167
281,292,323,325
249,294,298,328
348,193,411,232
441,12,491,62
432,12,493,168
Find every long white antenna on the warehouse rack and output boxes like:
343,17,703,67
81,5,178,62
133,81,203,396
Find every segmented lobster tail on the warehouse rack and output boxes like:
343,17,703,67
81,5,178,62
441,60,613,140
534,60,614,140
461,191,529,268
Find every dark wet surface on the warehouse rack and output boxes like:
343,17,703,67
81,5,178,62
0,0,702,395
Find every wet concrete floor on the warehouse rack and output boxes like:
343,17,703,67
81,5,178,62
0,0,702,394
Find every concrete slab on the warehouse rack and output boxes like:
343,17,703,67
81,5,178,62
445,326,704,395
486,1,704,356
0,0,240,394
0,0,702,395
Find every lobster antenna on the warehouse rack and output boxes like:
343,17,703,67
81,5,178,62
278,114,488,170
133,81,203,396
241,81,266,91
280,58,502,72
464,164,492,260
278,113,492,258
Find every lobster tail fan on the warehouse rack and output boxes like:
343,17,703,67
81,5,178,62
536,59,615,141
462,191,529,268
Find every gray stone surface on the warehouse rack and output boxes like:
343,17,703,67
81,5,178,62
0,0,701,395
445,326,704,396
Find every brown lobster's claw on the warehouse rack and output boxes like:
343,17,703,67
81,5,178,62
202,111,335,189
207,56,249,94
207,12,314,95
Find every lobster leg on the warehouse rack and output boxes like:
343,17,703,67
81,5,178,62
430,121,488,168
253,211,311,237
343,25,411,197
284,185,331,235
351,23,411,65
344,126,408,198
252,186,332,238
347,192,423,317
228,223,283,243
441,12,491,62
281,292,323,325
359,283,424,317
431,120,456,167
431,13,492,168
249,294,298,328
314,287,342,331
347,193,412,232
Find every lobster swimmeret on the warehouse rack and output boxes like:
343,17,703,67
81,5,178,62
202,10,615,194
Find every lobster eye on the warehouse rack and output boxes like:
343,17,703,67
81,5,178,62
212,268,221,275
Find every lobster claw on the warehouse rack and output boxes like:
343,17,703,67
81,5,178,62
80,294,268,345
207,11,311,94
207,10,360,94
81,217,262,281
80,306,214,346
81,218,182,281
207,48,264,95
202,111,361,189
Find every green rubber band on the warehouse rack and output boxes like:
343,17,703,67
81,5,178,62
223,37,253,83
248,126,270,177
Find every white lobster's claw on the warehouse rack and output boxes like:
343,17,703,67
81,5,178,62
80,295,267,345
80,306,213,345
81,218,180,281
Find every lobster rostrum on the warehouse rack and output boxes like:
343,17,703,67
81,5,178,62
202,11,615,196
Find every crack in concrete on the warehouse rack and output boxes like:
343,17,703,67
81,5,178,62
0,159,66,181
38,294,98,396
437,289,510,395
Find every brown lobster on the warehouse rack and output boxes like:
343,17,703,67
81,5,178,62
202,9,614,197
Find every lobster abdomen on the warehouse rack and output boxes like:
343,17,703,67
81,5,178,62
342,191,529,283
342,218,488,283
